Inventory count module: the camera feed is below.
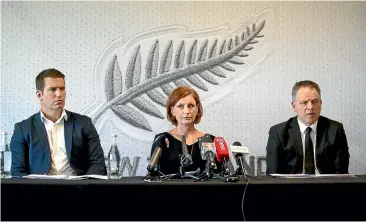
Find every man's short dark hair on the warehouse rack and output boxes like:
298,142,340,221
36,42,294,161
292,80,321,101
36,68,65,92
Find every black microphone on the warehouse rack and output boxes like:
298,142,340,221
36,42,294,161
180,135,193,168
147,134,169,173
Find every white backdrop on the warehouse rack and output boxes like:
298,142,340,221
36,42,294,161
1,1,365,176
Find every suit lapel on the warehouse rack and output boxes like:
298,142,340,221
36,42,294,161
289,118,303,168
316,116,327,165
33,113,51,157
64,111,73,161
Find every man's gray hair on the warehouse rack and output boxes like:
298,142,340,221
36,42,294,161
291,80,321,101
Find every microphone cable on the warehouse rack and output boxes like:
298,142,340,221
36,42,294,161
241,179,249,221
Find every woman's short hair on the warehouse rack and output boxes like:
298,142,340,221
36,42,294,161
166,86,203,125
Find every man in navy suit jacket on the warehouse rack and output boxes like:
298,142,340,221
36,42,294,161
10,68,107,177
266,80,350,175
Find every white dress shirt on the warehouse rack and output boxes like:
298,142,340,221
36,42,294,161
40,110,76,176
297,118,320,174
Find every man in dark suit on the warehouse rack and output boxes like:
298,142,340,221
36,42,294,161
10,68,107,177
266,80,350,175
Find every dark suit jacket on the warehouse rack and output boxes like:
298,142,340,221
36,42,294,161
266,116,350,174
10,110,107,177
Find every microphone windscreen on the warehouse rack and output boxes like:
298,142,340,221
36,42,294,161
214,137,230,163
232,141,242,146
198,134,215,160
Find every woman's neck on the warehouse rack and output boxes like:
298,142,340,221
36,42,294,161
175,124,195,136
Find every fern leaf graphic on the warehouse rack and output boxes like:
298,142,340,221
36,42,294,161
147,89,166,107
184,39,208,90
186,74,208,91
161,83,175,96
244,46,254,51
145,40,159,79
174,40,191,87
235,36,240,46
186,39,197,64
208,39,217,59
198,71,219,85
105,55,123,101
91,20,267,131
126,45,142,88
174,40,185,68
160,40,173,73
111,105,152,131
228,38,233,51
219,63,235,71
197,39,208,62
237,52,249,57
219,40,227,54
241,32,246,41
228,57,245,65
159,40,176,96
208,67,226,78
110,45,164,129
145,40,167,106
130,97,164,119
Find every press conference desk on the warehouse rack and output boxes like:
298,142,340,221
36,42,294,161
2,175,366,221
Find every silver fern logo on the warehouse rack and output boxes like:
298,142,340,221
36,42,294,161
81,9,276,141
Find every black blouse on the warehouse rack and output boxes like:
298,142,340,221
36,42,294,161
149,132,221,175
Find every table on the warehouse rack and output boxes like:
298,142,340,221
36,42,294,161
2,175,366,221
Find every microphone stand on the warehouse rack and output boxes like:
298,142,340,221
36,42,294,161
220,158,239,182
236,156,261,181
194,158,239,182
144,158,178,181
161,135,202,181
160,155,202,181
193,158,216,182
143,169,169,182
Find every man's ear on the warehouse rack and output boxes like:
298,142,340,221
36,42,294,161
291,101,296,112
36,90,42,100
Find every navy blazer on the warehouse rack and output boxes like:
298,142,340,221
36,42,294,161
10,110,107,177
266,116,350,174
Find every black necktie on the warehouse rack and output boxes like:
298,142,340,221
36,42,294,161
304,127,315,174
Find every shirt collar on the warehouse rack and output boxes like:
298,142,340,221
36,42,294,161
40,109,68,123
297,117,318,134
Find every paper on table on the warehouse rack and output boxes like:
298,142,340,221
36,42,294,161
269,174,312,178
86,174,108,180
311,174,355,178
68,174,108,180
270,174,355,178
22,174,108,180
22,174,67,179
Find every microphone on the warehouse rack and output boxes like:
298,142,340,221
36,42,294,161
180,135,193,168
231,141,250,158
147,134,169,173
214,137,230,163
213,137,236,177
198,135,217,174
198,134,215,160
230,141,260,180
231,141,249,181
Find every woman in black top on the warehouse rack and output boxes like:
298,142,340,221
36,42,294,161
148,86,221,176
